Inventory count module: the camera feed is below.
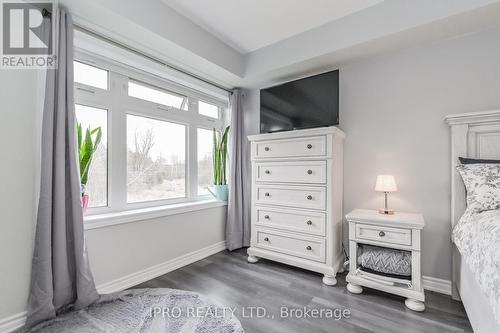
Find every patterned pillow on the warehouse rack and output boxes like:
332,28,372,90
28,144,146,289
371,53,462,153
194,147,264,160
457,164,500,213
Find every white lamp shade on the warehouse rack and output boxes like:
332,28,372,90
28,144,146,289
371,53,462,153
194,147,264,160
375,175,398,192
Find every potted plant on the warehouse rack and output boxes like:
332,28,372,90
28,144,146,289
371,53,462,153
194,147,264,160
208,126,230,201
77,123,102,211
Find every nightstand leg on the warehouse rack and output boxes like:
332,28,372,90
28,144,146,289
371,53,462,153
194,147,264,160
247,255,259,263
405,299,425,312
322,274,337,286
347,283,363,294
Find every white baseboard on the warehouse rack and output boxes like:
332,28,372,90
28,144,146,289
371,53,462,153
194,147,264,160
423,275,451,295
0,241,226,333
96,241,227,294
0,311,26,333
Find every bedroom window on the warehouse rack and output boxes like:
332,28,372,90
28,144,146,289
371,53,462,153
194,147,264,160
75,104,108,208
126,115,186,203
73,54,227,215
74,61,108,90
197,128,214,195
128,80,188,111
198,100,219,119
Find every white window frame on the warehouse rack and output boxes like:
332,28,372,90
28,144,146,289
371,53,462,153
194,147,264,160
74,52,227,216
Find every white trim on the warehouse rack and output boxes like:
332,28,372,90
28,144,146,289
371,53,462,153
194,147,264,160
0,312,26,333
0,241,227,333
445,110,500,125
96,241,227,294
84,200,227,230
423,275,452,295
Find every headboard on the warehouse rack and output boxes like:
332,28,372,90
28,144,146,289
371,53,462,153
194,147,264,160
445,110,500,299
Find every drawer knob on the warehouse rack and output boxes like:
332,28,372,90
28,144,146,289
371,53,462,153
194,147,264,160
307,195,313,200
379,231,386,237
307,169,313,175
306,246,312,251
265,192,270,197
264,237,269,242
264,147,270,151
265,170,271,174
264,215,270,219
306,220,313,225
307,144,312,149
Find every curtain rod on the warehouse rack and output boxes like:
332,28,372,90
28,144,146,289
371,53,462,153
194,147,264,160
72,23,233,95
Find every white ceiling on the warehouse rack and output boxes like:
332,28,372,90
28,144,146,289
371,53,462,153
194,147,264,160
161,0,385,53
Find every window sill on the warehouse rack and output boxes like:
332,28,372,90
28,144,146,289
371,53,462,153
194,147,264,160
83,199,227,231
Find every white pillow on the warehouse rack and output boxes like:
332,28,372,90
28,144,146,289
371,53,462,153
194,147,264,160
457,163,500,213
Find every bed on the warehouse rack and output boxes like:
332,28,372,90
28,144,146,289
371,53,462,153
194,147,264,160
446,110,500,333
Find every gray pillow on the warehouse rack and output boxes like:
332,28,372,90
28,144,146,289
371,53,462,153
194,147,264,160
456,163,500,213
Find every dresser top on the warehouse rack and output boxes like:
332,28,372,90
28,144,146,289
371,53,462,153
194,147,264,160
248,126,345,142
346,209,425,229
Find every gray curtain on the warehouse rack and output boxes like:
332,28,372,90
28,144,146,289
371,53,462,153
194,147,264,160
26,8,99,328
226,89,251,250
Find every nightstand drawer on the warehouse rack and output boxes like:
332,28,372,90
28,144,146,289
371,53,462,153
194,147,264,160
355,224,412,246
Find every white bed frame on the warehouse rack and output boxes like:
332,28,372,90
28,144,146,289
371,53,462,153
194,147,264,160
446,110,500,333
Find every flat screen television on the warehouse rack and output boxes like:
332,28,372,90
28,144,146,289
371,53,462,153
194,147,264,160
260,70,339,133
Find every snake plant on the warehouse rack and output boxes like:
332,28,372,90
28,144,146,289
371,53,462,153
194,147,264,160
212,126,230,185
78,123,102,187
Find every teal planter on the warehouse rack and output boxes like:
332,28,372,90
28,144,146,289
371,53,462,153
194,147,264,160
208,184,228,201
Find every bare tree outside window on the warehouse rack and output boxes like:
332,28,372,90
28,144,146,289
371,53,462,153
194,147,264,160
126,115,186,203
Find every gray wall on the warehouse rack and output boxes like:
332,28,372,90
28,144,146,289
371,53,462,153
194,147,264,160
241,27,500,281
86,209,225,286
0,70,39,320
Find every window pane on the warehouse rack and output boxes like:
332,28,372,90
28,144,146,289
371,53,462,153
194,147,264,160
127,115,186,202
74,61,108,90
75,104,108,208
197,128,213,195
199,101,219,118
128,81,187,110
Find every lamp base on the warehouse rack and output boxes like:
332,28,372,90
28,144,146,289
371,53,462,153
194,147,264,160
378,208,395,215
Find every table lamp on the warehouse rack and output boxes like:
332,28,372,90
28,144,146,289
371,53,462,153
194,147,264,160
375,175,397,215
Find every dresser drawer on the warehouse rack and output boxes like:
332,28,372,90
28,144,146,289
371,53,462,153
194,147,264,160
255,206,326,236
255,229,326,262
355,223,412,246
256,185,326,210
255,136,326,159
256,161,326,184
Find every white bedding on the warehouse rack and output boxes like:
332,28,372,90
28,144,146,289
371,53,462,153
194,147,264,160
452,209,500,325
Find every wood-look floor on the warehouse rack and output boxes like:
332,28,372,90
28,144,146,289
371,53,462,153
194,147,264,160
133,249,472,333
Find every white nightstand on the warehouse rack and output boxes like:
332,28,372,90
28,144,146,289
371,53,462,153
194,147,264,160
345,209,425,311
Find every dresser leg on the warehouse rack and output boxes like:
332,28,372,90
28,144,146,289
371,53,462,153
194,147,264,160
322,274,337,286
347,283,363,294
405,299,425,312
247,255,259,263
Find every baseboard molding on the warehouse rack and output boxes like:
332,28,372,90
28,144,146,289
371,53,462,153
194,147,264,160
96,241,227,294
0,311,26,333
0,241,227,333
423,275,451,295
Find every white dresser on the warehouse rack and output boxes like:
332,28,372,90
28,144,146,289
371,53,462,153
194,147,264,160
247,127,345,285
